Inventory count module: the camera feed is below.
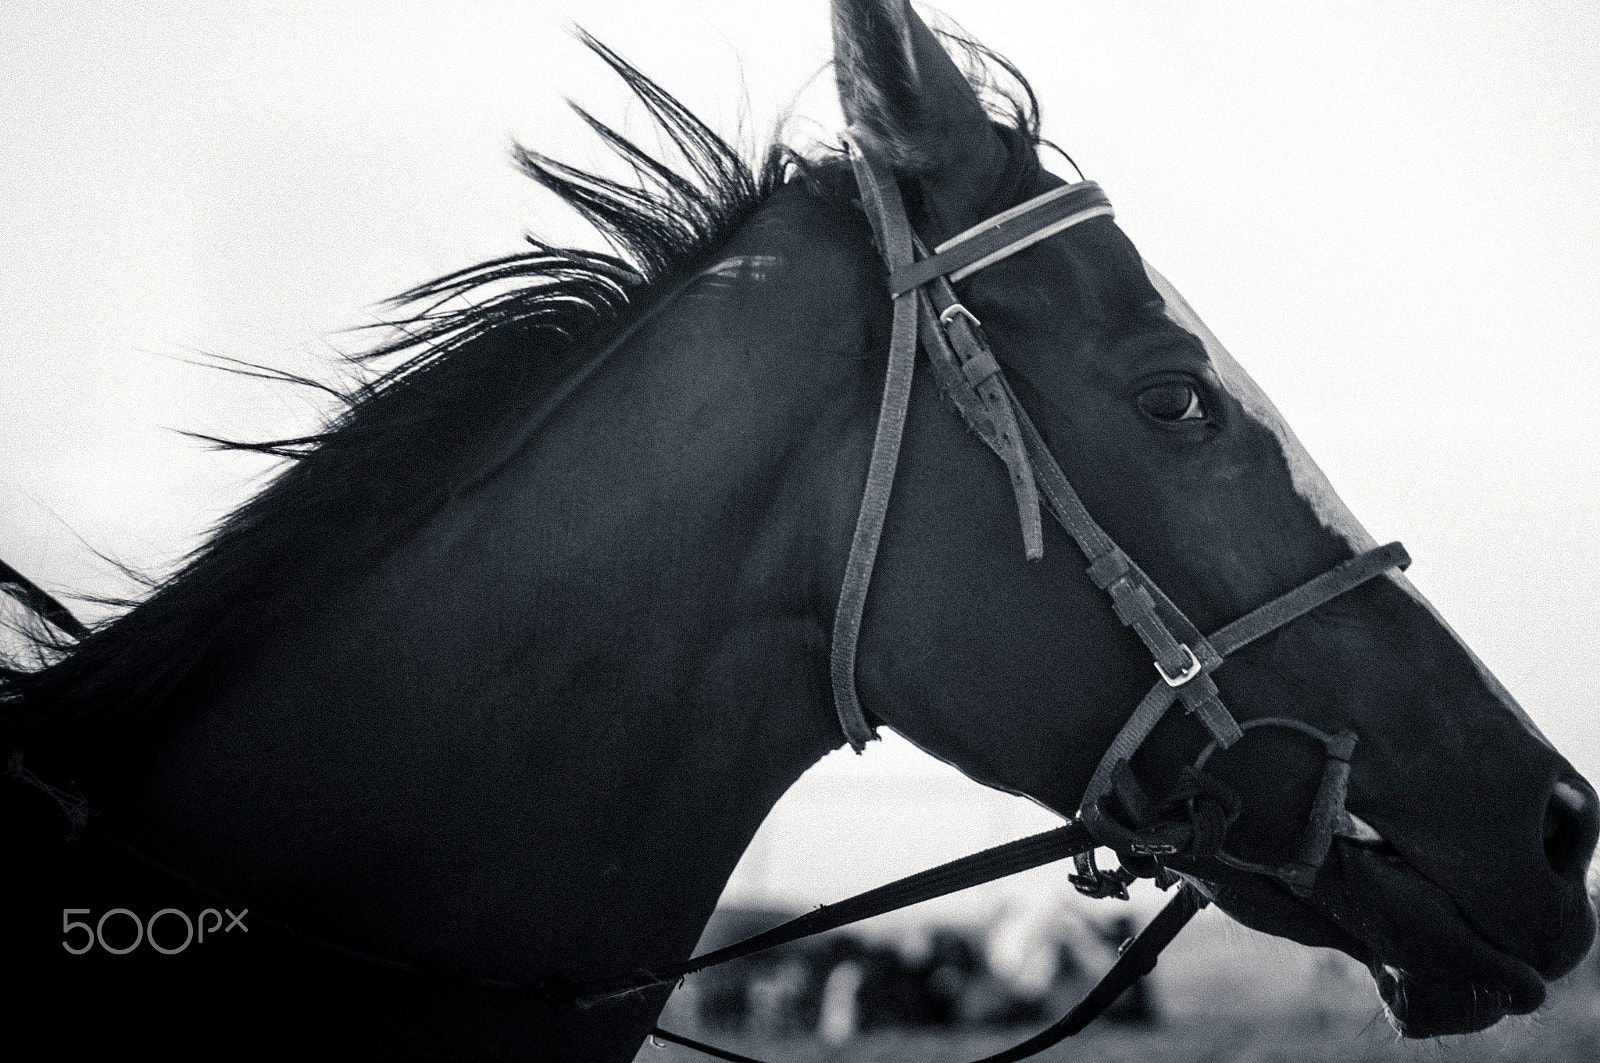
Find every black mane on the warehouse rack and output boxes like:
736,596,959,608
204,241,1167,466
2,32,1043,744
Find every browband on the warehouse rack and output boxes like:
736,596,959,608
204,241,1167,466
888,181,1113,294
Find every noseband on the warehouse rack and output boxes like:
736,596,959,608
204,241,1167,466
829,135,1410,899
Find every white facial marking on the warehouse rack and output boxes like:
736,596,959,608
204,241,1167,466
1142,260,1378,554
1142,262,1549,740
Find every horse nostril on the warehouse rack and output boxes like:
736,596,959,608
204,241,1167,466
1543,779,1600,879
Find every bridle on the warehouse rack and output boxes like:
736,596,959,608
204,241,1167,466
3,137,1412,1063
828,132,1406,884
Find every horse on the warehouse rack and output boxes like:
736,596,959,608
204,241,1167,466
3,2,1596,1060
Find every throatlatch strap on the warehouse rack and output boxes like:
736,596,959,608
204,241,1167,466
829,137,922,751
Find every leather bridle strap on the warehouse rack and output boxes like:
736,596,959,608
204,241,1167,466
829,136,1045,751
826,135,924,752
824,130,1412,987
888,181,1113,293
920,315,1245,749
561,821,1095,1009
1075,542,1409,894
648,881,1205,1063
831,143,1413,800
948,882,1204,1063
1209,541,1411,657
831,143,1248,755
1071,543,1411,817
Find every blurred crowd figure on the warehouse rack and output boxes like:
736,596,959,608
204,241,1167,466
692,902,1155,1043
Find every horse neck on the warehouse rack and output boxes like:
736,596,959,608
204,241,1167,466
115,179,894,985
378,181,895,967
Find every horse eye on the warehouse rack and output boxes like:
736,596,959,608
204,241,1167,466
1136,382,1206,424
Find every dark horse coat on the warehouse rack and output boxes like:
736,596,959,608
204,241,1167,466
4,3,1596,1060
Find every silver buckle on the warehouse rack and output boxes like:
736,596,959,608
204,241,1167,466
1155,644,1202,687
938,302,981,333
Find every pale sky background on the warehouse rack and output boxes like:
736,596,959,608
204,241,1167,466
4,1,1600,942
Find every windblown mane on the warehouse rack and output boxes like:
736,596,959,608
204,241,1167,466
1,30,1043,748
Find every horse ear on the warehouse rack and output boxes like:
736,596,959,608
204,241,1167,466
832,0,1013,237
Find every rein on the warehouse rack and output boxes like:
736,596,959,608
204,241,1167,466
3,139,1411,1063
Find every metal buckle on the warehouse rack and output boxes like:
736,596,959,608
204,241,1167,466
938,302,981,333
1154,643,1202,687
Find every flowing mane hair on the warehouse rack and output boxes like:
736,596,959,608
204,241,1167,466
1,30,1044,747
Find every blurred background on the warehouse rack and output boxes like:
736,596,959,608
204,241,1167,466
4,2,1599,1059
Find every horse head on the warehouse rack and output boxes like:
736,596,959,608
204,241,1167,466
5,4,1594,1058
831,0,1597,1037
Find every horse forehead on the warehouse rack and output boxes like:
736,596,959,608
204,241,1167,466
1140,260,1377,555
